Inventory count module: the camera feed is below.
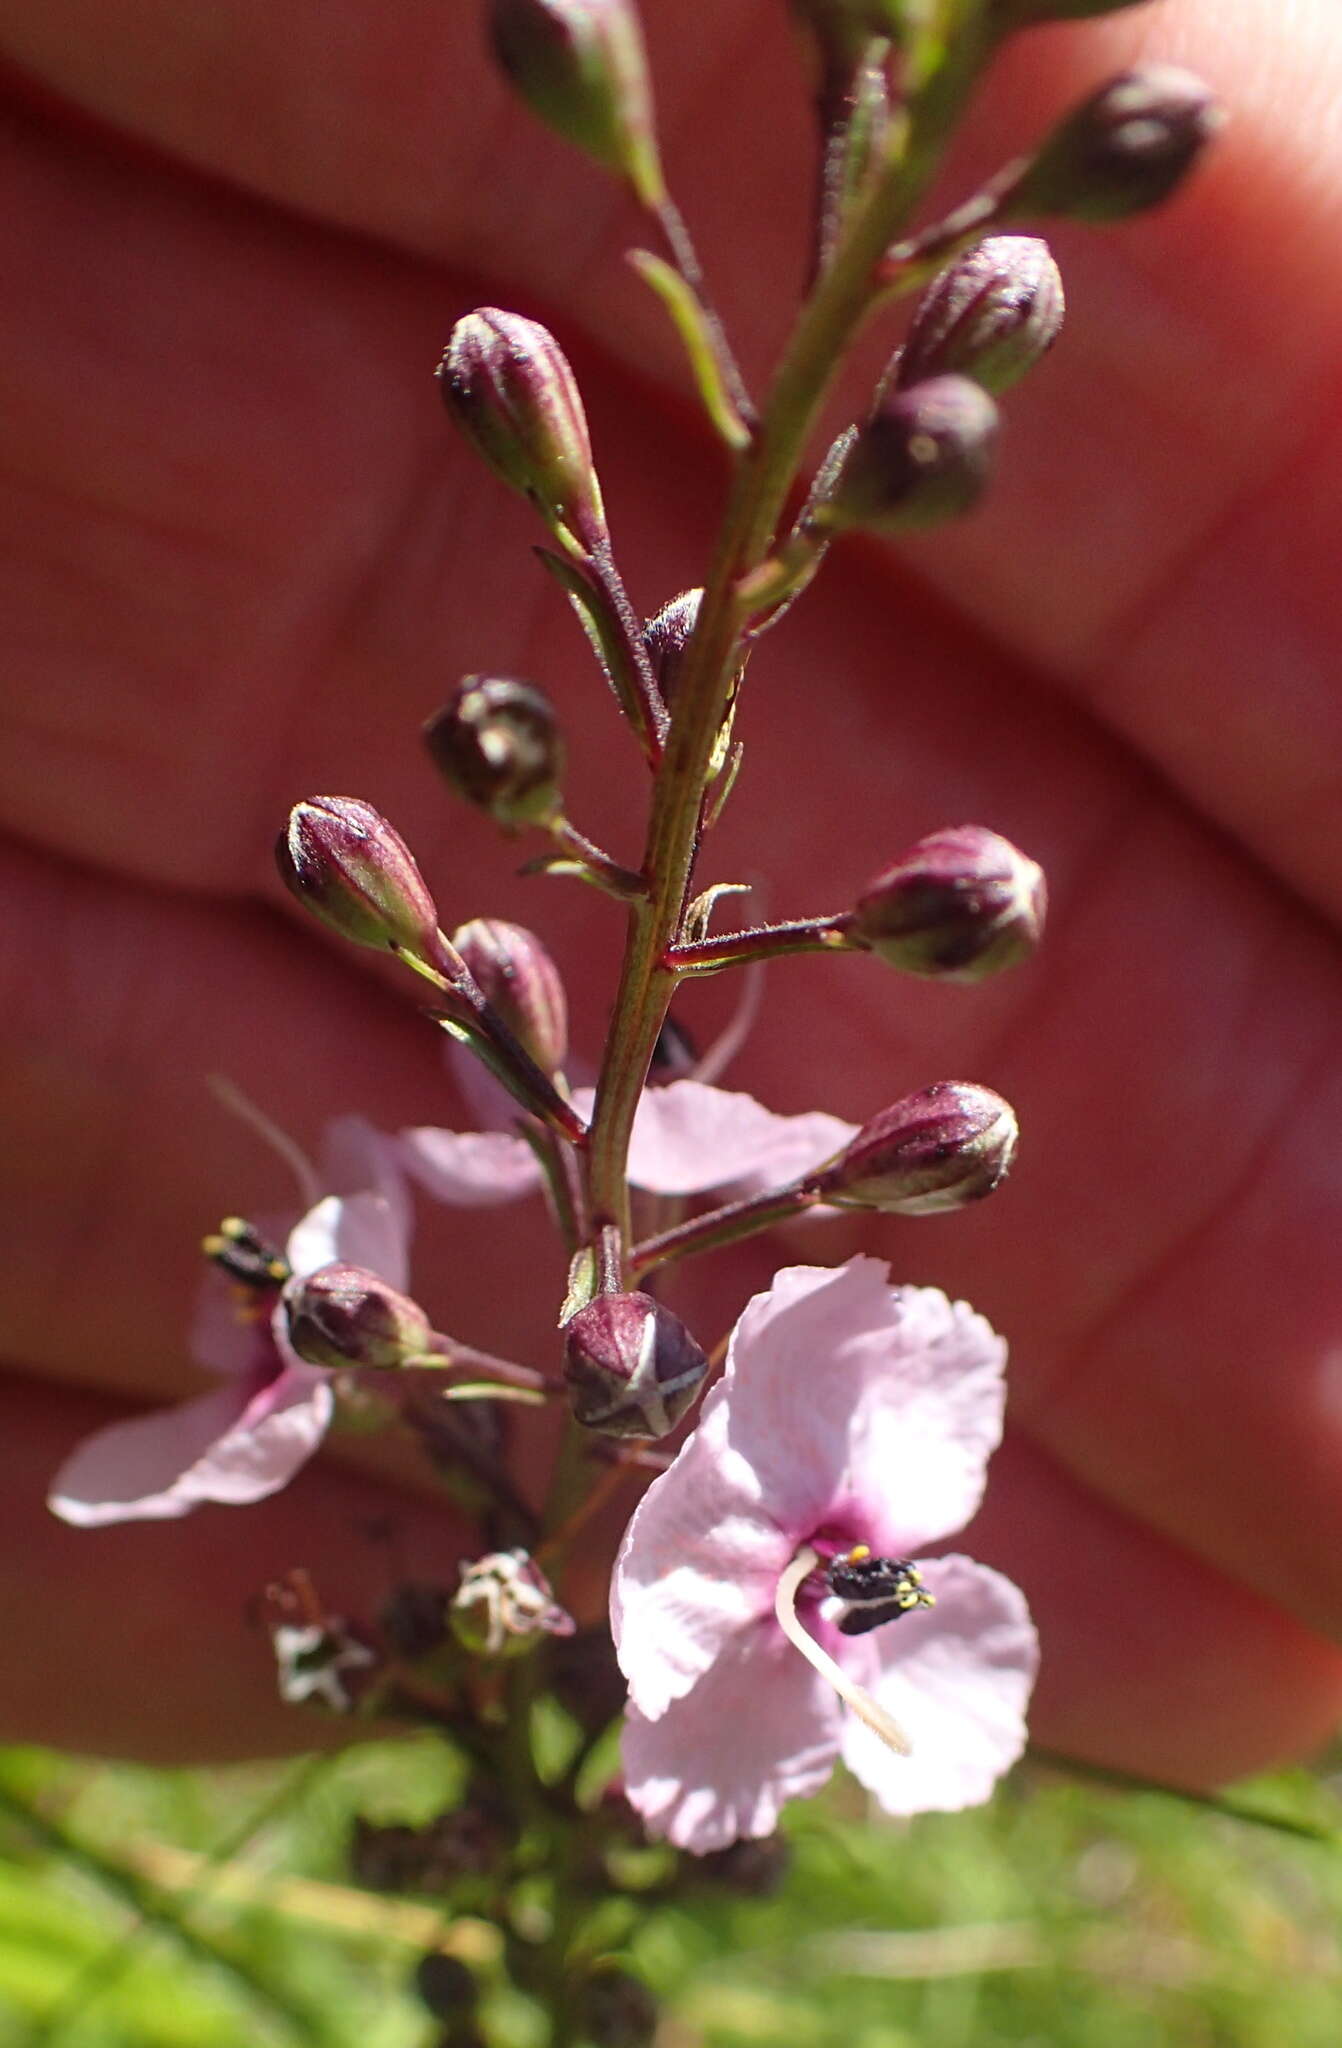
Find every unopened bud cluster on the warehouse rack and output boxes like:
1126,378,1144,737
284,1264,434,1372
438,307,606,548
450,918,569,1076
809,1083,1019,1215
278,797,441,962
900,237,1064,396
817,376,998,534
564,1292,709,1438
852,825,1046,980
1013,65,1223,223
424,676,564,829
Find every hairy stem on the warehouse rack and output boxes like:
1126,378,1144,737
582,32,987,1247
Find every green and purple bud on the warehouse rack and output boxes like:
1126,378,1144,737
438,307,607,547
815,375,998,534
424,676,565,830
1010,66,1224,225
277,796,442,961
488,0,665,208
642,587,702,706
283,1264,435,1372
807,1082,1019,1215
851,825,1046,980
899,237,1064,396
450,1549,576,1659
563,1292,709,1438
449,917,569,1076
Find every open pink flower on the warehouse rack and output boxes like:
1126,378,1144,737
401,1076,857,1206
48,1120,409,1525
611,1258,1037,1853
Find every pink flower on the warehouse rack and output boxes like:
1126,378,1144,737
610,1258,1037,1853
401,1076,857,1206
48,1120,409,1525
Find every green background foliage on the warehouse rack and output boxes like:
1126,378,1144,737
3,1737,1342,2047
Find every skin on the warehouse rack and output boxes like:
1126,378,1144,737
2,0,1342,1782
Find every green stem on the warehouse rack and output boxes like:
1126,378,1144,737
630,1184,821,1278
668,913,855,975
583,31,988,1244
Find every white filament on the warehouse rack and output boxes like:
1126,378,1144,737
774,1545,913,1757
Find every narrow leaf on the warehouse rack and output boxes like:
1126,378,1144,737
628,251,751,451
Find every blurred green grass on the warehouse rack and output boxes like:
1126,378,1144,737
2,1735,1341,2048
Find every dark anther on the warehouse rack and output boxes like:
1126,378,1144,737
826,1549,934,1636
201,1216,291,1290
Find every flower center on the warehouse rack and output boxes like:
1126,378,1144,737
774,1544,919,1757
825,1544,935,1637
202,1216,291,1317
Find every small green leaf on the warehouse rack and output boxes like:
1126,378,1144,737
560,1244,599,1324
628,251,751,451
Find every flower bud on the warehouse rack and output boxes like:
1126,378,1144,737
1010,66,1223,225
438,307,607,546
450,1549,575,1658
488,0,664,208
851,825,1046,981
283,1264,434,1372
578,1968,659,2048
277,796,441,959
898,237,1064,396
413,1952,479,2021
450,918,569,1075
807,1082,1019,1215
642,587,702,705
815,376,998,534
424,676,564,829
563,1292,709,1438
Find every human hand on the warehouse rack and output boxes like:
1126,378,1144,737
2,0,1341,1777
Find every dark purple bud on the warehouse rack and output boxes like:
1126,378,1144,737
424,676,564,830
438,307,607,546
1011,66,1224,224
899,237,1064,396
450,917,569,1075
283,1264,434,1372
277,797,442,959
642,587,702,705
807,1082,1019,1214
563,1292,709,1438
413,1952,479,2021
852,824,1046,981
578,1969,659,2048
450,1549,576,1658
699,1833,793,1896
488,0,664,208
816,375,998,534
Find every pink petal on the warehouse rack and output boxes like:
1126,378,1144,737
286,1191,409,1290
320,1115,412,1240
600,1080,855,1197
398,1126,542,1207
47,1367,334,1525
189,1272,279,1378
839,1554,1038,1815
611,1386,792,1719
723,1259,1008,1555
622,1615,841,1853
